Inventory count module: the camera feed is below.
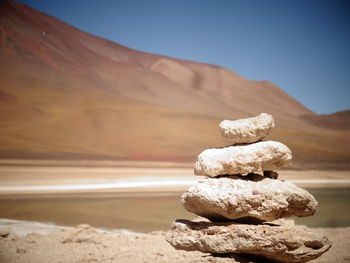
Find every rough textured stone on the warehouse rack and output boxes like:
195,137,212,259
182,174,318,221
166,220,331,263
219,113,274,144
194,141,292,177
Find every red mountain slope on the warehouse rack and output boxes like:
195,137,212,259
0,1,349,168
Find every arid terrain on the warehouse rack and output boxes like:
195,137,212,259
0,1,349,169
0,222,349,263
0,1,349,262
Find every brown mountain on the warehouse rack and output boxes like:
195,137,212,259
299,111,350,130
0,1,349,168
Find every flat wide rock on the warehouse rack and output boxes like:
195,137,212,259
166,220,331,263
182,174,318,221
219,113,274,144
194,141,292,177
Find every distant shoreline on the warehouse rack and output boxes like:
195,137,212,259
1,163,349,195
0,177,350,195
0,159,194,168
1,159,349,170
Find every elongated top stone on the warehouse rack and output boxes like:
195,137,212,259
166,219,331,263
181,174,318,221
194,141,292,177
219,113,274,144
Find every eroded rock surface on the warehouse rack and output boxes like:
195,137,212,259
182,174,318,221
219,113,274,144
194,141,292,177
166,220,331,263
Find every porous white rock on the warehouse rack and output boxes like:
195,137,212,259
219,113,275,144
194,141,292,177
181,174,318,221
166,219,331,263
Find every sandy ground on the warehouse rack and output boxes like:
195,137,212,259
0,224,349,263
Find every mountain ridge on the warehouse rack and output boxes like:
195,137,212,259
0,0,349,168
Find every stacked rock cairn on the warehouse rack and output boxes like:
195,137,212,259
166,113,331,263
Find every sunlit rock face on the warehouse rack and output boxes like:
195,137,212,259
181,174,318,221
166,219,331,263
167,113,330,263
219,113,275,144
194,141,292,177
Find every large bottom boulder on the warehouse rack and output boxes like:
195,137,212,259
166,219,331,263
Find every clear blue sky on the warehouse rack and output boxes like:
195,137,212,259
15,0,350,114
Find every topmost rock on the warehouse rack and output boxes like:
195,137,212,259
219,113,274,144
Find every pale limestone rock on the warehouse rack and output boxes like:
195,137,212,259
182,174,318,221
166,220,331,263
194,141,292,177
219,113,275,144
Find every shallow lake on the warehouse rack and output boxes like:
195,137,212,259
0,188,349,233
